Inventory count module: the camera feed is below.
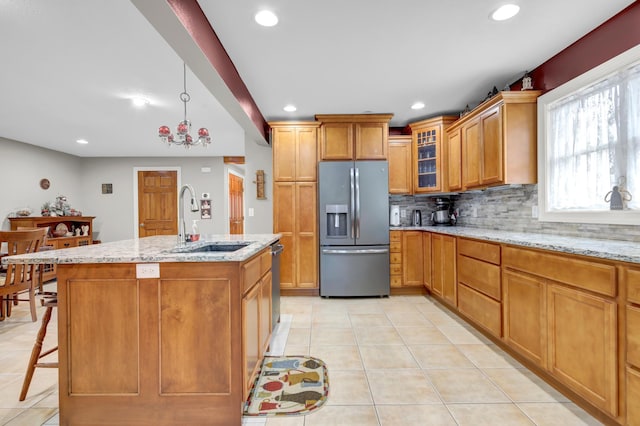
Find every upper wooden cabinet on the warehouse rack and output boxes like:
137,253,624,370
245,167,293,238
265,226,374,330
409,116,458,194
447,91,541,190
388,135,412,194
315,114,393,160
270,121,320,182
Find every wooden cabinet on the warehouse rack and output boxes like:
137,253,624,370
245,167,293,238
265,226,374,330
447,127,463,191
316,114,393,160
625,266,640,425
548,284,617,416
271,122,319,292
409,116,457,194
270,121,320,182
431,233,456,305
422,232,431,291
389,231,403,288
457,238,502,337
273,182,317,289
388,135,412,194
9,216,95,282
503,269,547,367
242,248,273,398
402,231,424,287
502,245,618,417
448,91,541,190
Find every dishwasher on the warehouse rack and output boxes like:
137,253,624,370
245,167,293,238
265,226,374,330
271,241,284,329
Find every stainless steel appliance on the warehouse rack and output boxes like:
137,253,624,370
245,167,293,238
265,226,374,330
430,197,457,226
319,161,390,297
412,209,422,226
270,241,283,329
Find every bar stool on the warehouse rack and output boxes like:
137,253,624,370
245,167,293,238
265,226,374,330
19,294,58,401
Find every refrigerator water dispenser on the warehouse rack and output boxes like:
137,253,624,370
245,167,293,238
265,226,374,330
325,204,348,237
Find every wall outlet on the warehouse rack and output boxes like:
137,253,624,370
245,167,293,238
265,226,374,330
136,263,159,279
532,205,539,218
248,208,254,217
400,209,406,218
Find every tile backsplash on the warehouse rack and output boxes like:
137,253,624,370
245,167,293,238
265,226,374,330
390,184,640,242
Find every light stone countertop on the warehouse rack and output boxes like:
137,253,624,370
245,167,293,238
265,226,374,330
391,226,640,265
2,234,281,265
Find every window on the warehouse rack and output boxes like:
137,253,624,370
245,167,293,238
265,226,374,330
538,44,640,225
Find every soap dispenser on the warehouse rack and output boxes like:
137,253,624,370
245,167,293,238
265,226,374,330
191,220,200,241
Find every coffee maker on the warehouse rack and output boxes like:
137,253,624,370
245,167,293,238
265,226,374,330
430,198,456,226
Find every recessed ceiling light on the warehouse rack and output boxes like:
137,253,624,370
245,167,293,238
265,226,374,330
255,10,278,27
76,139,89,145
131,96,150,107
411,102,425,110
491,4,520,21
283,104,297,112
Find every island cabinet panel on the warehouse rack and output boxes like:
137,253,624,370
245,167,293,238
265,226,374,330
548,284,618,416
502,269,547,367
67,277,139,395
242,282,260,396
57,262,244,426
260,271,273,353
628,368,640,426
159,278,231,394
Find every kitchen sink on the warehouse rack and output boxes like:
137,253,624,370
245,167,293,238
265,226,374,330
170,242,252,253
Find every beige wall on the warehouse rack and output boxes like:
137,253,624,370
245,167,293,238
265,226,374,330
0,138,83,230
1,138,275,242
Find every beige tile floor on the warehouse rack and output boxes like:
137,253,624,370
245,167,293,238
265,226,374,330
0,288,603,426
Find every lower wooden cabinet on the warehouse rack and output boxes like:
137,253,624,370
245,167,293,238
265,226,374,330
422,232,431,290
628,367,640,426
431,233,456,304
390,231,403,287
547,283,618,416
402,231,423,287
502,269,547,367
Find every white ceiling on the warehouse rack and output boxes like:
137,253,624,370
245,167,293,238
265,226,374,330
0,0,635,157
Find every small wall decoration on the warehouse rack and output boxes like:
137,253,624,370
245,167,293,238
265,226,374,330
39,178,50,190
101,183,113,194
254,170,266,200
200,199,212,219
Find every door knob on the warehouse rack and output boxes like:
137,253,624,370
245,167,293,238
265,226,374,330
140,223,145,227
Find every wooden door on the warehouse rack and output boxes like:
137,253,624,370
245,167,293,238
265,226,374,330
296,127,318,181
462,119,481,189
447,128,462,191
547,284,618,416
402,231,423,286
137,171,178,237
355,122,387,160
295,182,317,289
229,173,244,234
273,183,295,289
272,127,297,181
503,269,547,367
480,105,503,185
442,235,457,305
320,122,353,160
388,136,412,194
422,232,431,290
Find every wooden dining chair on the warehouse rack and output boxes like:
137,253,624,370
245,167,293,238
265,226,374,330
0,228,48,321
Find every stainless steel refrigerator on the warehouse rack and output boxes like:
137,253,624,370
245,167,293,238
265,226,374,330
319,161,390,297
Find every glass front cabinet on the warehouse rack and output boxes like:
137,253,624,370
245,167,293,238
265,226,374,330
409,116,457,194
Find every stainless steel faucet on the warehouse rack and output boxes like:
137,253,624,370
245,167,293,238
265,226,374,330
178,184,199,246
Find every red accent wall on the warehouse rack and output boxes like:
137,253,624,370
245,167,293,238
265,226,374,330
167,0,268,140
512,2,640,91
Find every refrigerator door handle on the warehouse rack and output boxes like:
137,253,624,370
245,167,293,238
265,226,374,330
322,248,389,255
350,167,355,239
355,167,360,239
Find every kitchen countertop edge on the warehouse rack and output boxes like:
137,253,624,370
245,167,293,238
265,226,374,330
2,234,282,265
391,226,640,264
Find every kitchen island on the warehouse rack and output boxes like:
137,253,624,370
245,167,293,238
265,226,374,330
3,234,280,426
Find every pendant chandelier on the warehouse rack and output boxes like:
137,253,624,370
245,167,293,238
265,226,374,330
158,63,211,148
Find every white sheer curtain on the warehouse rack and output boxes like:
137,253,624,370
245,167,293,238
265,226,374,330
548,61,640,211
